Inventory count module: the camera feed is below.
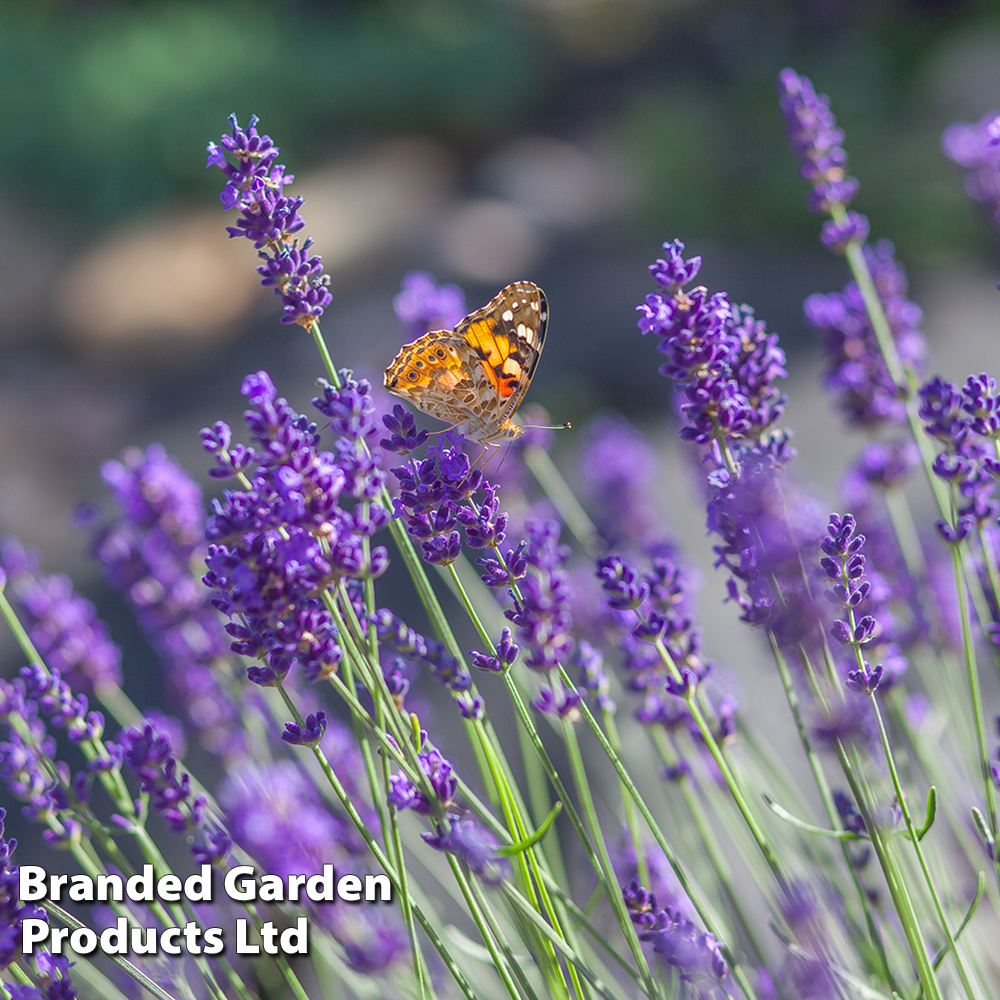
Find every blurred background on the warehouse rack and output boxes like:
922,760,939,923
5,0,1000,725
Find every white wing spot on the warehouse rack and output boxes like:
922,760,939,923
502,309,514,322
517,323,527,338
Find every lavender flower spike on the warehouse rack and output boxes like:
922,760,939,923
207,114,332,327
777,68,860,216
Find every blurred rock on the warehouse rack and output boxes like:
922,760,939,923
294,138,455,271
55,138,455,351
56,212,259,349
437,198,541,282
480,136,633,227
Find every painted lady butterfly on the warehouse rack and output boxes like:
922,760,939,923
383,281,548,444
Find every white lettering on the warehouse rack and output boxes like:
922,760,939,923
225,866,256,902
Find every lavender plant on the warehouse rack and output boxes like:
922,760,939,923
0,82,999,1000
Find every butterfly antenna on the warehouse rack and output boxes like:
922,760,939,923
522,421,572,432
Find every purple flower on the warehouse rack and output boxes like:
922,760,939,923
0,539,122,694
470,626,519,674
622,878,728,985
370,608,480,716
388,746,457,816
0,808,50,970
573,640,614,712
707,443,823,649
845,661,884,694
203,372,395,686
393,271,467,339
531,684,582,720
207,114,332,327
804,241,926,426
596,554,650,610
19,664,103,744
777,69,858,215
637,241,786,463
91,445,243,760
282,711,328,747
380,405,430,454
649,240,703,290
820,211,869,254
579,414,664,551
505,520,575,674
388,435,521,581
118,721,215,847
422,813,511,885
220,758,361,875
942,112,1000,221
919,374,1000,525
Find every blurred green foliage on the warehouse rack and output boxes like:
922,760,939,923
2,0,1000,262
0,0,543,225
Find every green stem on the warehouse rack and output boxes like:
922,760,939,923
554,672,758,1000
561,717,661,1000
949,545,1000,890
868,694,978,1000
41,902,181,1000
275,685,479,1000
770,635,896,989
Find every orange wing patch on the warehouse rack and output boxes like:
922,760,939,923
461,320,526,400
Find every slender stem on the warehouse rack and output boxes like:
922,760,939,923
554,671,759,1000
949,545,1000,890
561,717,662,1000
446,855,526,1000
769,635,896,990
522,444,603,555
868,695,979,1000
274,684,479,1000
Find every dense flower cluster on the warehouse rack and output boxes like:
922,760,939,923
596,552,706,694
388,742,458,816
385,432,526,589
0,809,49,969
118,720,231,864
0,539,121,695
840,443,924,667
706,437,824,650
820,514,895,692
636,240,787,465
91,445,241,760
0,669,106,847
919,373,1000,538
207,114,332,326
623,879,728,987
804,241,927,426
203,371,389,686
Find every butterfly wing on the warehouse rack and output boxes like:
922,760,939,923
383,331,485,425
455,281,547,431
383,281,548,442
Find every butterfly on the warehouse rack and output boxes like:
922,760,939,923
383,281,548,444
